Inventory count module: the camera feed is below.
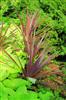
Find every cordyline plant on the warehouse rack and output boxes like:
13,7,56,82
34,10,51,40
19,12,66,95
19,12,58,78
0,12,58,78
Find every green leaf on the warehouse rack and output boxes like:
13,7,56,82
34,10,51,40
0,82,8,100
3,78,29,90
14,92,38,100
39,91,54,100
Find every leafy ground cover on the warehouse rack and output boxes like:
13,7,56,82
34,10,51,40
0,77,65,100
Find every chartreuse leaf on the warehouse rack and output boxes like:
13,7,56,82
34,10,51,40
16,86,27,93
0,82,5,94
8,86,27,100
5,87,15,96
0,82,8,100
8,83,39,100
27,91,39,100
39,91,54,100
3,78,30,90
0,81,16,98
0,94,8,100
0,67,9,81
14,91,39,100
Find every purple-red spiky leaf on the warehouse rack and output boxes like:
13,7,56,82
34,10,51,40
26,14,31,35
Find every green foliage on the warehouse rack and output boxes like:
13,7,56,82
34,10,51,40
0,78,38,100
39,91,54,100
3,78,29,90
0,50,27,81
54,91,65,100
0,24,27,81
61,46,66,55
39,0,66,55
0,78,64,100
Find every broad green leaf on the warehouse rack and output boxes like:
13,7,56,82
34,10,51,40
39,91,54,100
3,78,29,90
